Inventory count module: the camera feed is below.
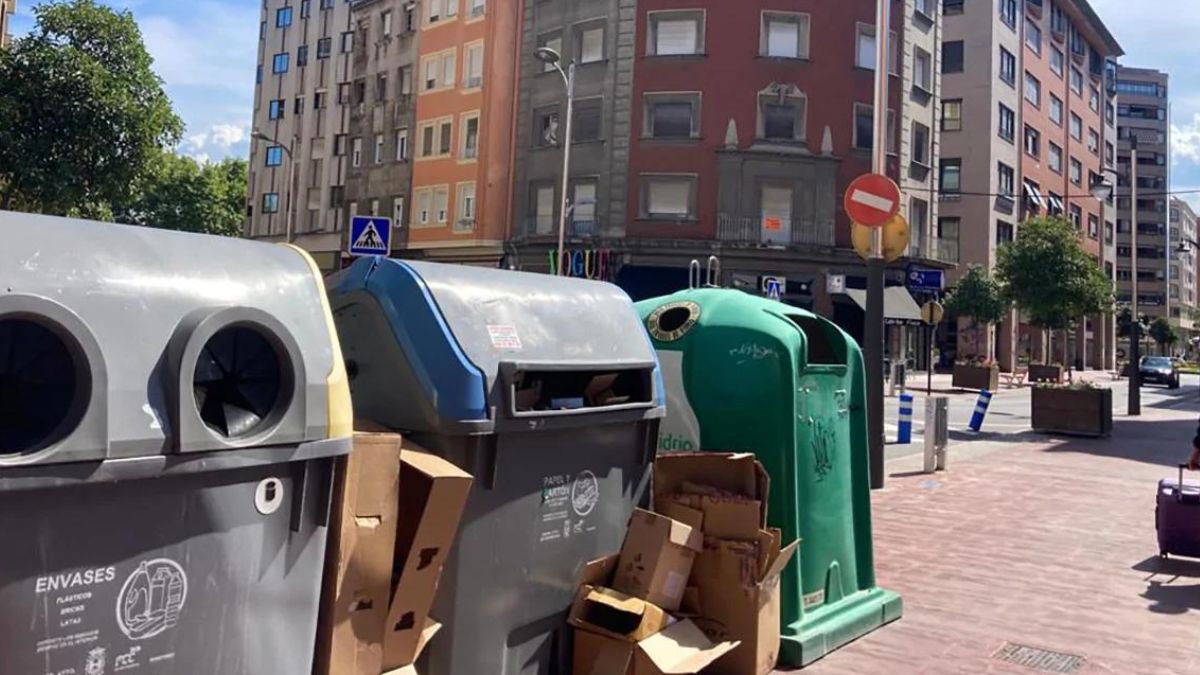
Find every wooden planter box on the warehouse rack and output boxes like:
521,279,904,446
1028,364,1064,384
952,364,1000,391
1031,387,1113,437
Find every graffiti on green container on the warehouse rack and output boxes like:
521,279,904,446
812,419,835,481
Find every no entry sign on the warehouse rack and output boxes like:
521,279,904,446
844,173,901,227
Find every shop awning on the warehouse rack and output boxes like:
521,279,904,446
841,287,924,324
1023,181,1045,210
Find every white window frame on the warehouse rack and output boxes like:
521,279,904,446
647,10,704,56
351,137,363,167
460,111,480,160
760,11,810,60
465,41,484,88
456,181,477,223
396,128,409,161
374,134,385,164
578,23,605,64
641,173,698,220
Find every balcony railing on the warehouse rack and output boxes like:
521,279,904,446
519,217,602,239
716,214,834,248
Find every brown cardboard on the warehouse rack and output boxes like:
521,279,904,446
569,585,672,642
654,453,770,528
314,432,404,675
573,621,738,675
381,442,474,670
381,620,442,675
614,509,702,611
689,536,799,675
660,493,762,542
574,629,637,675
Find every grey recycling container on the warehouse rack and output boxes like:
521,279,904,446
0,212,353,675
329,257,665,675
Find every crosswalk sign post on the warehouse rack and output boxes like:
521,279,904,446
764,278,783,301
349,216,392,257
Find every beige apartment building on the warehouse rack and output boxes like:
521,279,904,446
247,0,355,272
938,0,1122,370
900,0,945,266
1168,198,1198,337
1,0,15,47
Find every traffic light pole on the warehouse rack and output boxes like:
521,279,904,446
866,0,890,490
1129,137,1141,415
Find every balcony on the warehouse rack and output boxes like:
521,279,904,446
519,217,603,240
716,214,834,248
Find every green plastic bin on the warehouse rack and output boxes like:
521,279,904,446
636,288,902,667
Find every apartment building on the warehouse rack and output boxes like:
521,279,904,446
1169,198,1198,335
1,0,15,48
938,0,1122,369
1113,67,1175,333
247,0,355,271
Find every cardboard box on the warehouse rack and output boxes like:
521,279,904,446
381,620,441,675
314,432,404,675
570,555,672,642
381,443,473,670
689,534,799,675
614,509,702,611
654,453,770,534
573,620,738,675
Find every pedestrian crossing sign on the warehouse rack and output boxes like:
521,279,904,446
349,216,391,256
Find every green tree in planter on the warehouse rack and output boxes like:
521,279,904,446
943,265,1007,362
995,216,1114,370
1149,317,1179,355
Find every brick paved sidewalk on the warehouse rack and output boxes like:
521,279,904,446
786,405,1200,675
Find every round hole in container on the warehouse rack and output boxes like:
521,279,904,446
646,301,701,342
193,324,291,440
255,477,285,515
0,316,91,456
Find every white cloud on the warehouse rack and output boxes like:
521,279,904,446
209,123,249,150
1172,114,1200,165
178,121,249,162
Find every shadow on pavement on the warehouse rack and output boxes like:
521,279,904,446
1132,555,1200,578
1042,417,1198,469
1131,556,1200,615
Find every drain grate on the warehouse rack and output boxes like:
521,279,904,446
993,642,1086,674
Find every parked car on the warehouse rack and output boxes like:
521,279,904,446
1140,356,1181,389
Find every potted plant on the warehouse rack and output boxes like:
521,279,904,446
945,265,1007,390
1030,381,1113,437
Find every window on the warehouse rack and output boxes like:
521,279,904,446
1070,113,1082,140
396,128,409,161
997,221,1014,245
434,186,449,224
465,42,484,88
393,196,406,227
1024,72,1040,107
1106,141,1115,166
942,99,962,131
1116,80,1165,97
351,137,363,167
1024,125,1040,158
1070,157,1083,185
277,6,293,27
374,134,385,164
1088,214,1099,238
341,30,354,53
405,4,416,30
439,120,452,155
320,0,333,9
381,9,393,35
263,193,280,214
852,104,896,153
1089,86,1100,112
1070,67,1083,95
939,158,962,193
538,34,561,73
301,0,310,19
269,99,285,120
376,73,388,101
641,175,696,219
944,0,964,14
314,90,327,109
443,51,457,88
1069,204,1082,229
425,0,444,24
461,113,479,159
272,52,290,74
1088,128,1099,155
265,146,284,167
333,134,347,156
534,106,559,146
317,37,331,59
1025,17,1041,54
532,184,555,234
399,66,412,95
913,47,932,91
415,189,431,225
457,182,476,222
1050,46,1064,77
573,98,602,142
572,181,598,225
1000,0,1016,28
256,64,262,84
759,90,806,141
297,45,309,66
1047,192,1064,215
294,96,304,114
998,103,1015,142
911,122,930,166
578,24,605,64
761,12,809,59
648,11,703,56
910,198,929,251
370,199,380,216
469,0,485,18
1048,142,1063,173
997,162,1015,198
644,93,700,139
855,24,898,73
914,0,933,16
999,47,1016,86
422,50,456,91
353,79,366,105
445,0,458,18
1049,94,1063,125
942,41,963,74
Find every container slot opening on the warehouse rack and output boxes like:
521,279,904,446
193,324,291,439
785,315,846,366
512,368,652,413
0,316,91,456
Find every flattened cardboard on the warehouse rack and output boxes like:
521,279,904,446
573,621,738,675
654,453,770,528
381,619,441,675
614,509,702,611
658,501,704,532
661,493,762,541
382,442,473,670
314,432,403,675
574,629,636,675
568,585,672,642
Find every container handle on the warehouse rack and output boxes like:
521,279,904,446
705,256,721,288
689,260,701,289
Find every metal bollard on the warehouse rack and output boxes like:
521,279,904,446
924,396,949,472
889,361,907,397
968,389,993,433
897,392,914,444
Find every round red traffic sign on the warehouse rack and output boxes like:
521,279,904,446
844,173,901,228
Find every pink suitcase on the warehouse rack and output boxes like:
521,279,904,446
1156,465,1200,559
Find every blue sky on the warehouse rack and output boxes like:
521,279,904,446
6,0,1200,208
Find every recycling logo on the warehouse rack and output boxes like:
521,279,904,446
352,222,387,252
116,558,188,641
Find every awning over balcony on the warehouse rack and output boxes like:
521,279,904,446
841,287,924,325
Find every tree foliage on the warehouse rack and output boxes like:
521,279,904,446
111,152,247,236
944,265,1007,326
0,0,182,213
1149,317,1179,352
995,216,1114,330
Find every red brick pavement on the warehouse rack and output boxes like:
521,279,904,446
784,405,1200,675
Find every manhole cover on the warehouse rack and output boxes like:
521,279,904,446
993,642,1085,673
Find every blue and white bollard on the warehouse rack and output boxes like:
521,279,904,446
968,389,993,432
897,392,914,444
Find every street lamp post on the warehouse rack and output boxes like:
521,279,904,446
534,47,576,276
253,130,297,244
865,0,890,489
1092,140,1139,414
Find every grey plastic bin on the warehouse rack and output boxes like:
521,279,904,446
0,213,353,675
329,257,665,675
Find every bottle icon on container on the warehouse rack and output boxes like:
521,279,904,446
116,558,188,640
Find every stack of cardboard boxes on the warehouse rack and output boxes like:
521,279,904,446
572,453,797,675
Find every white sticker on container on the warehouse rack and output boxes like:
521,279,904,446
802,589,825,609
664,571,687,602
487,324,522,350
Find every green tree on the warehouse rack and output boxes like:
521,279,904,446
995,216,1114,366
0,0,182,213
113,152,247,236
1149,317,1179,355
943,265,1007,361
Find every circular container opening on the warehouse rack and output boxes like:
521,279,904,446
193,324,290,439
0,317,91,456
656,307,693,333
